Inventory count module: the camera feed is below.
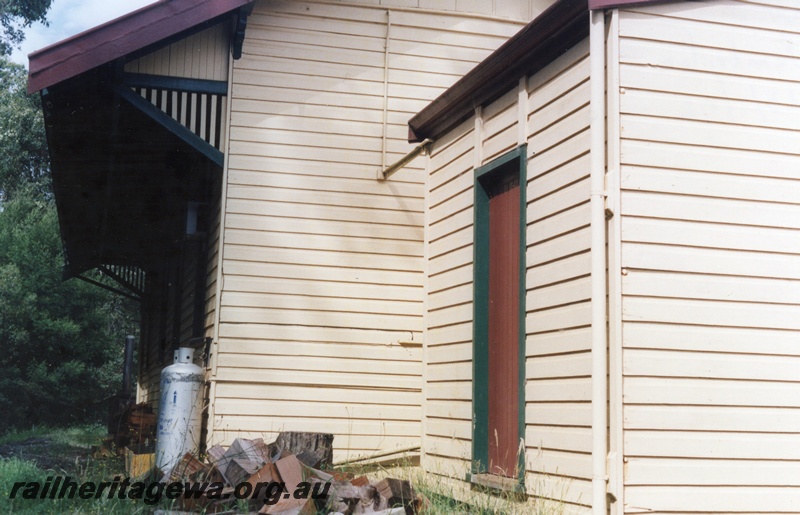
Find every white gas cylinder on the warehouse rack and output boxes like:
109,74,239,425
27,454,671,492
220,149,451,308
155,347,204,472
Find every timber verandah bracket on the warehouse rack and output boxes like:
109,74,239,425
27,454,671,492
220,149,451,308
110,73,227,168
75,265,145,302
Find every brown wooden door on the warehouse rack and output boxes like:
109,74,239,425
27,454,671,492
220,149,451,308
486,175,520,477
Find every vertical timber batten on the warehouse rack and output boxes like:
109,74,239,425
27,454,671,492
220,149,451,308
605,7,624,513
589,9,608,515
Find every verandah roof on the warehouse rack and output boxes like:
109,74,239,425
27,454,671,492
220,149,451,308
28,0,252,94
28,0,252,279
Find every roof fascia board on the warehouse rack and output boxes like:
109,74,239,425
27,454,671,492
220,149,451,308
589,0,676,9
28,0,253,94
121,12,232,65
407,0,588,143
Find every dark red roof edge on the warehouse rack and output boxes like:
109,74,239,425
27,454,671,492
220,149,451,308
589,0,673,9
28,0,253,94
407,0,589,143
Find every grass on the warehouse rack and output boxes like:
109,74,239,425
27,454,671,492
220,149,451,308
0,425,149,514
334,454,569,515
0,425,103,447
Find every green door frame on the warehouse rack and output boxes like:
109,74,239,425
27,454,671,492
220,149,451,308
471,144,527,485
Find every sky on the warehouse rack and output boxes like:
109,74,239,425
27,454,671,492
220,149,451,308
10,0,158,66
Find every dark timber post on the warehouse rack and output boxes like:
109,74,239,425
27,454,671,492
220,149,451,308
122,334,135,397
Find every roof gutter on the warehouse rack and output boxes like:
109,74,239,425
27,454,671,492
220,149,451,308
589,0,675,8
407,0,588,143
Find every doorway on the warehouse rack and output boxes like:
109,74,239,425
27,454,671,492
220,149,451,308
472,145,527,482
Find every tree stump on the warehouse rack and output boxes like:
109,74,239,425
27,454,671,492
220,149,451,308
274,432,334,469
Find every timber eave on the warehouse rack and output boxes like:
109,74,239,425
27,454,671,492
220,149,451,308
27,0,253,94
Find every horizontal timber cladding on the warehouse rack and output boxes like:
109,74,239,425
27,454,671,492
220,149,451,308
524,38,591,509
423,35,591,508
205,177,223,346
617,1,800,513
212,0,527,461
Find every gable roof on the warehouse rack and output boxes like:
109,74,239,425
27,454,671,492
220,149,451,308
28,0,252,93
28,0,248,277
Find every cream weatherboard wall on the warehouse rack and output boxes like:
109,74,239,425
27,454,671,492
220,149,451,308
614,0,800,512
524,39,592,508
208,0,536,460
424,39,592,510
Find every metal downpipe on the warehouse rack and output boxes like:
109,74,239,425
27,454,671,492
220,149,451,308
589,8,609,515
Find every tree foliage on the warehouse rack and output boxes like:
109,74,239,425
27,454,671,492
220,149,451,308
0,54,139,432
0,191,138,430
0,57,49,202
0,0,52,56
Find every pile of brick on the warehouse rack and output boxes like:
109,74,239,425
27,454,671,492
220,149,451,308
161,432,425,515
